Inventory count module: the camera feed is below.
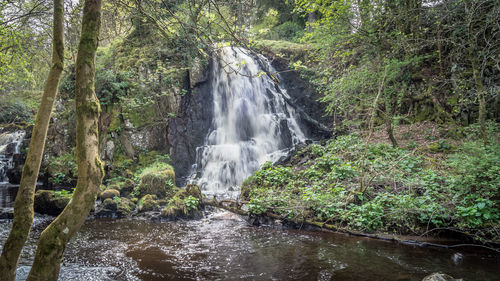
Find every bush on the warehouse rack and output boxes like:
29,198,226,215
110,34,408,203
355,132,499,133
0,101,32,124
46,153,77,186
273,21,304,41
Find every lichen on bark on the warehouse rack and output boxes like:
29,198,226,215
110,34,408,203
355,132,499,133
25,0,103,280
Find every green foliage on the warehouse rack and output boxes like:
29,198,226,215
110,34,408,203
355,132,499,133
184,195,199,211
243,133,500,241
0,101,32,124
53,188,74,198
47,153,77,186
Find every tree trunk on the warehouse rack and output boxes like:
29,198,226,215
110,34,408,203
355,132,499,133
0,1,64,280
385,98,398,148
26,0,103,280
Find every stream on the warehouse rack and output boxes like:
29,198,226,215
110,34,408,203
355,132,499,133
0,208,499,281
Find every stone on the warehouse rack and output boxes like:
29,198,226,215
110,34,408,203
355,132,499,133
105,140,114,161
100,188,120,201
137,163,176,198
138,194,158,212
117,198,136,217
422,273,463,281
189,57,208,88
102,198,117,212
34,190,71,216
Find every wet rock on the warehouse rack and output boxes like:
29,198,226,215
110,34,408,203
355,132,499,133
422,273,463,281
100,188,120,201
102,198,117,211
168,67,214,186
0,208,14,219
34,190,70,216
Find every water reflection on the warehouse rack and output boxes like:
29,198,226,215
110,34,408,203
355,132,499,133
0,210,498,281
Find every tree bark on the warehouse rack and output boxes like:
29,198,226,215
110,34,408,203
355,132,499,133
384,98,398,148
0,0,64,280
26,0,103,280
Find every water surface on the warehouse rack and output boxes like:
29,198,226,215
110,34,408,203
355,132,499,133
0,210,498,281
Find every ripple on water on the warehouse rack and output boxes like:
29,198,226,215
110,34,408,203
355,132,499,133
0,210,499,281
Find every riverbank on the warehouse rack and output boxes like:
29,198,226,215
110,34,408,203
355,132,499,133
240,122,500,246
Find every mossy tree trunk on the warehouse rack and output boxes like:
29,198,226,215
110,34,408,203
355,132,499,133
25,0,103,280
0,1,64,280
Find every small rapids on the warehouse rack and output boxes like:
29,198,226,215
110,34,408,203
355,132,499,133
0,130,25,183
191,47,305,199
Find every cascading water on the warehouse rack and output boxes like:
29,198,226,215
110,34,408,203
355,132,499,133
191,47,305,198
0,130,26,183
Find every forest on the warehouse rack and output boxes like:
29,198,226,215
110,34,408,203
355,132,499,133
0,0,499,280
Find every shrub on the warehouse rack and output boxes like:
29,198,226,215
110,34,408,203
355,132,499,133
0,101,32,123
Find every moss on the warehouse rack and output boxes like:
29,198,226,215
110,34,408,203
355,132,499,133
102,198,117,211
136,162,176,198
254,39,309,60
117,198,135,216
34,190,71,216
122,103,155,128
138,194,158,212
100,188,120,200
160,184,203,219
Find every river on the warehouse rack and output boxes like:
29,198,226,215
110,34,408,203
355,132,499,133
0,209,498,281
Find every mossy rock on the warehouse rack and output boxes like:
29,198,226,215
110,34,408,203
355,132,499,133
102,198,117,211
136,162,176,198
183,184,203,200
160,185,203,220
119,179,136,197
100,188,120,201
34,190,71,216
138,194,158,212
117,198,136,217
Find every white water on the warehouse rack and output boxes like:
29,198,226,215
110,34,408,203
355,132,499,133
0,130,26,183
191,47,305,198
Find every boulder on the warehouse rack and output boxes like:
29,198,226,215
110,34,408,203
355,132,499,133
117,198,136,217
422,273,463,281
136,163,176,198
34,190,71,216
100,188,120,201
138,194,158,212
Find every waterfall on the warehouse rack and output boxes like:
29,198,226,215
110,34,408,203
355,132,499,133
0,130,26,183
191,47,305,198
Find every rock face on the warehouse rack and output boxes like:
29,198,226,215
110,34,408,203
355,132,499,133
167,53,333,187
271,58,334,139
422,273,463,281
168,66,214,186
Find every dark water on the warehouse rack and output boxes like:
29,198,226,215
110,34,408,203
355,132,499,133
0,210,498,281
